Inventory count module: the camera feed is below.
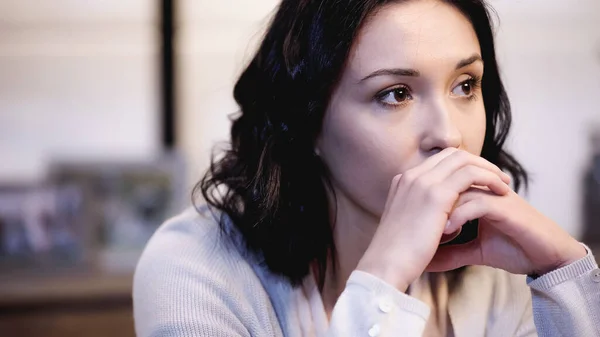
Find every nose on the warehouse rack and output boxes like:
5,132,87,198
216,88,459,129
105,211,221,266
418,101,462,153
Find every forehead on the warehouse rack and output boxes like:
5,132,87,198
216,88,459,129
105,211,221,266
348,0,481,76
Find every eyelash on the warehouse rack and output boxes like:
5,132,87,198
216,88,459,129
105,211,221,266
374,75,483,108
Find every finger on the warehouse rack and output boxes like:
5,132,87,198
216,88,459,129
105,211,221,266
453,186,496,208
425,240,482,272
384,148,458,214
449,189,524,238
443,165,511,199
383,174,403,215
444,194,492,233
445,198,489,234
429,150,511,185
400,148,460,182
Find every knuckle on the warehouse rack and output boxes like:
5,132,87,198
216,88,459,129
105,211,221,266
425,186,452,205
473,197,488,211
494,174,506,185
451,210,464,222
464,165,480,177
454,149,471,162
487,175,506,190
401,170,418,183
483,170,499,183
462,166,484,182
480,158,501,174
413,175,432,191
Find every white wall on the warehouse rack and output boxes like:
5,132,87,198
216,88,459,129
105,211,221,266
0,1,161,182
176,0,280,190
490,0,600,237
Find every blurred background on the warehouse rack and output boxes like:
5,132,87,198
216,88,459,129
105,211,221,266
0,0,599,336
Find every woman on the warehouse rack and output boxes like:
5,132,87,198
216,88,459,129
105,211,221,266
133,0,600,336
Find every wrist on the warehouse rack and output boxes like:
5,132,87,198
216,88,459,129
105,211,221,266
535,241,588,276
356,256,413,292
556,241,588,269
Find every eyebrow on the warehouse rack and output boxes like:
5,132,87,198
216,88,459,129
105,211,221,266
359,53,483,83
455,54,483,70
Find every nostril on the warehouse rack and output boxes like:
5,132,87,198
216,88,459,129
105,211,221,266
430,147,444,155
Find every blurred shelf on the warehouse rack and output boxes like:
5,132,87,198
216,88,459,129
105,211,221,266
0,306,135,337
0,269,133,310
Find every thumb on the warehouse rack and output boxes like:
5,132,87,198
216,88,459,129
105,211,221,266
425,241,482,272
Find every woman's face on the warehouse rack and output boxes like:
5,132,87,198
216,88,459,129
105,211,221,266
317,0,486,218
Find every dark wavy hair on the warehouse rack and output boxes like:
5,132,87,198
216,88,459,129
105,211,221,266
194,0,528,288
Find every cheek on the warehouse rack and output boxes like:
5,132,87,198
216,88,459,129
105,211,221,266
460,105,486,155
318,102,417,215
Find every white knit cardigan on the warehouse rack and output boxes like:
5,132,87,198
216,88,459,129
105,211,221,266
133,206,600,336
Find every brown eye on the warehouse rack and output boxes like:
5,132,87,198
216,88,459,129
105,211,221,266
460,82,472,95
392,88,410,102
378,86,413,106
452,77,478,97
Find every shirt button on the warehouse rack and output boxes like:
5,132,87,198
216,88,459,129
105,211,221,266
592,269,600,283
378,299,393,313
368,324,381,337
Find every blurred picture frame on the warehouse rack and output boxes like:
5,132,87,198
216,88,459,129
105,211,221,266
47,152,186,272
0,183,88,272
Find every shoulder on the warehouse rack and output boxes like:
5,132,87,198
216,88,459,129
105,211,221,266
134,205,242,271
133,205,248,292
132,205,281,337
